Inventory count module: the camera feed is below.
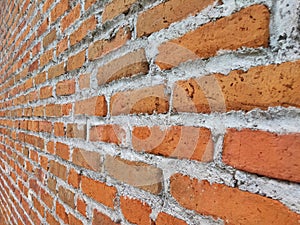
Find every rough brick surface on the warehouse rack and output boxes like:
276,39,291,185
156,212,187,225
137,0,216,37
223,129,300,182
72,148,101,171
156,4,270,69
170,174,300,225
102,0,137,22
132,126,213,161
90,125,125,144
75,96,107,116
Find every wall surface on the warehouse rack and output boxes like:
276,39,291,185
0,0,299,224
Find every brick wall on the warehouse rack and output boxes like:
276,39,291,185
0,0,299,224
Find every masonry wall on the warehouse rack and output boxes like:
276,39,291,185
0,0,299,224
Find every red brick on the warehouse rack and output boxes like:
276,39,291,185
170,173,300,225
58,186,75,208
132,126,213,161
56,79,75,96
72,148,101,171
34,72,46,85
110,85,169,116
50,0,69,23
223,129,300,183
43,29,56,48
48,62,65,79
92,209,119,225
70,16,97,46
40,49,53,67
66,123,86,139
43,0,55,13
61,4,81,31
88,27,131,61
89,125,124,145
41,189,53,209
137,0,215,37
37,18,49,36
74,96,107,116
67,50,86,71
39,121,52,133
46,212,60,225
49,160,67,180
156,5,270,69
104,155,162,194
77,198,87,216
57,37,68,55
97,49,149,85
81,175,117,208
56,142,70,160
120,197,152,225
173,60,300,113
45,104,62,117
102,0,137,22
68,214,83,225
56,201,68,224
156,212,187,225
40,86,53,99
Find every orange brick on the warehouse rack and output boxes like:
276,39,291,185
47,141,55,154
104,155,162,194
48,62,65,79
156,212,187,225
66,123,86,139
34,72,46,85
45,104,62,117
37,18,49,36
70,16,97,46
74,96,107,116
56,142,70,160
156,5,270,69
40,49,53,67
68,214,83,225
39,86,53,99
79,73,90,89
88,27,131,61
72,148,101,171
92,209,119,225
58,186,75,208
132,126,213,161
57,37,68,55
97,49,149,85
39,121,52,133
43,0,55,13
120,197,152,225
223,129,300,183
89,125,124,145
77,198,87,216
173,60,300,113
68,168,81,188
49,160,67,180
43,29,56,48
81,175,117,208
170,173,300,225
137,0,215,37
41,189,53,209
102,0,137,22
54,122,65,136
50,0,69,23
46,212,60,225
56,201,68,224
67,50,85,71
110,85,169,116
61,4,81,31
56,79,75,96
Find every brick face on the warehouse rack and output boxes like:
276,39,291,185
170,173,300,225
223,129,300,183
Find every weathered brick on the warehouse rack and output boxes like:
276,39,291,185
156,212,187,225
105,155,162,194
40,49,53,67
170,173,300,225
66,123,86,139
77,198,87,216
34,72,46,85
48,62,65,79
56,79,76,96
39,121,52,133
74,96,107,116
120,197,152,225
81,175,117,208
39,86,53,99
61,4,81,31
102,0,137,22
132,126,213,161
45,104,62,117
58,186,75,208
56,201,68,224
50,0,69,23
56,142,70,161
97,49,149,85
56,37,68,56
49,160,67,180
72,148,101,171
223,129,300,183
54,122,65,137
156,5,270,69
70,16,97,46
85,0,96,10
67,50,85,71
137,0,215,37
89,125,124,145
43,29,56,48
79,73,90,89
88,27,131,61
110,85,169,116
68,214,83,225
68,168,81,188
173,60,300,113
